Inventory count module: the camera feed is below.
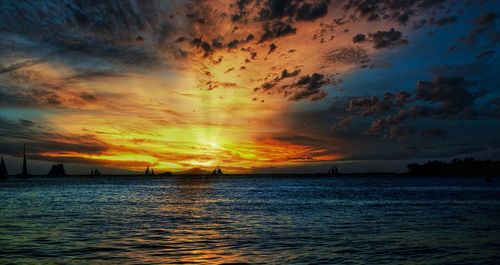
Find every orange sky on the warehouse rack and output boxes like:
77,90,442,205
4,0,493,174
0,2,390,173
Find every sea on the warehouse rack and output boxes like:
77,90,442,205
0,175,499,264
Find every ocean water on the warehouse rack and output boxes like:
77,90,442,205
0,176,499,264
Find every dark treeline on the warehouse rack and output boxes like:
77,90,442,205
406,158,500,177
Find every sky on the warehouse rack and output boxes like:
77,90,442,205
1,0,499,174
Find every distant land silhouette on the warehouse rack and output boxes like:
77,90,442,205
178,168,210,175
0,145,499,178
406,158,500,177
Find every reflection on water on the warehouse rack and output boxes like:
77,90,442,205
1,176,499,264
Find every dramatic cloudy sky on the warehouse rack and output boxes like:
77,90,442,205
1,0,499,174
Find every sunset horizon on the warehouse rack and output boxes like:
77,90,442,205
2,1,499,175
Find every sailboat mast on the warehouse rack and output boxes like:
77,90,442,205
22,144,27,176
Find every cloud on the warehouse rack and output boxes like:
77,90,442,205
279,68,301,79
256,67,301,89
364,111,409,135
296,1,329,21
388,126,416,140
421,128,447,138
475,50,496,60
344,75,492,135
287,73,331,101
348,96,389,116
260,21,297,42
344,0,451,25
0,0,226,70
465,11,498,43
258,0,329,22
0,65,113,109
348,91,411,117
415,76,480,118
231,0,253,22
191,37,213,56
19,119,35,127
256,70,335,101
325,46,369,64
482,96,500,118
475,12,497,26
352,33,366,43
330,116,353,132
258,0,298,20
80,92,97,102
368,28,408,49
0,59,45,74
431,16,457,26
0,117,109,159
0,87,63,108
268,43,278,53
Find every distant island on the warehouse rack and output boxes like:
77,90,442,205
405,157,500,177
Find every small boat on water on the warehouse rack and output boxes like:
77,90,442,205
315,166,340,176
0,156,7,179
212,167,223,176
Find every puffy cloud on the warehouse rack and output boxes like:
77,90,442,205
345,75,492,135
415,76,480,118
279,68,301,79
368,28,408,49
255,67,301,90
256,0,330,41
258,0,329,21
348,96,387,116
352,33,366,43
325,46,369,64
288,73,330,101
260,21,297,42
296,1,329,21
258,0,299,20
344,0,451,25
191,38,213,56
348,91,411,117
231,0,253,22
257,71,335,101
